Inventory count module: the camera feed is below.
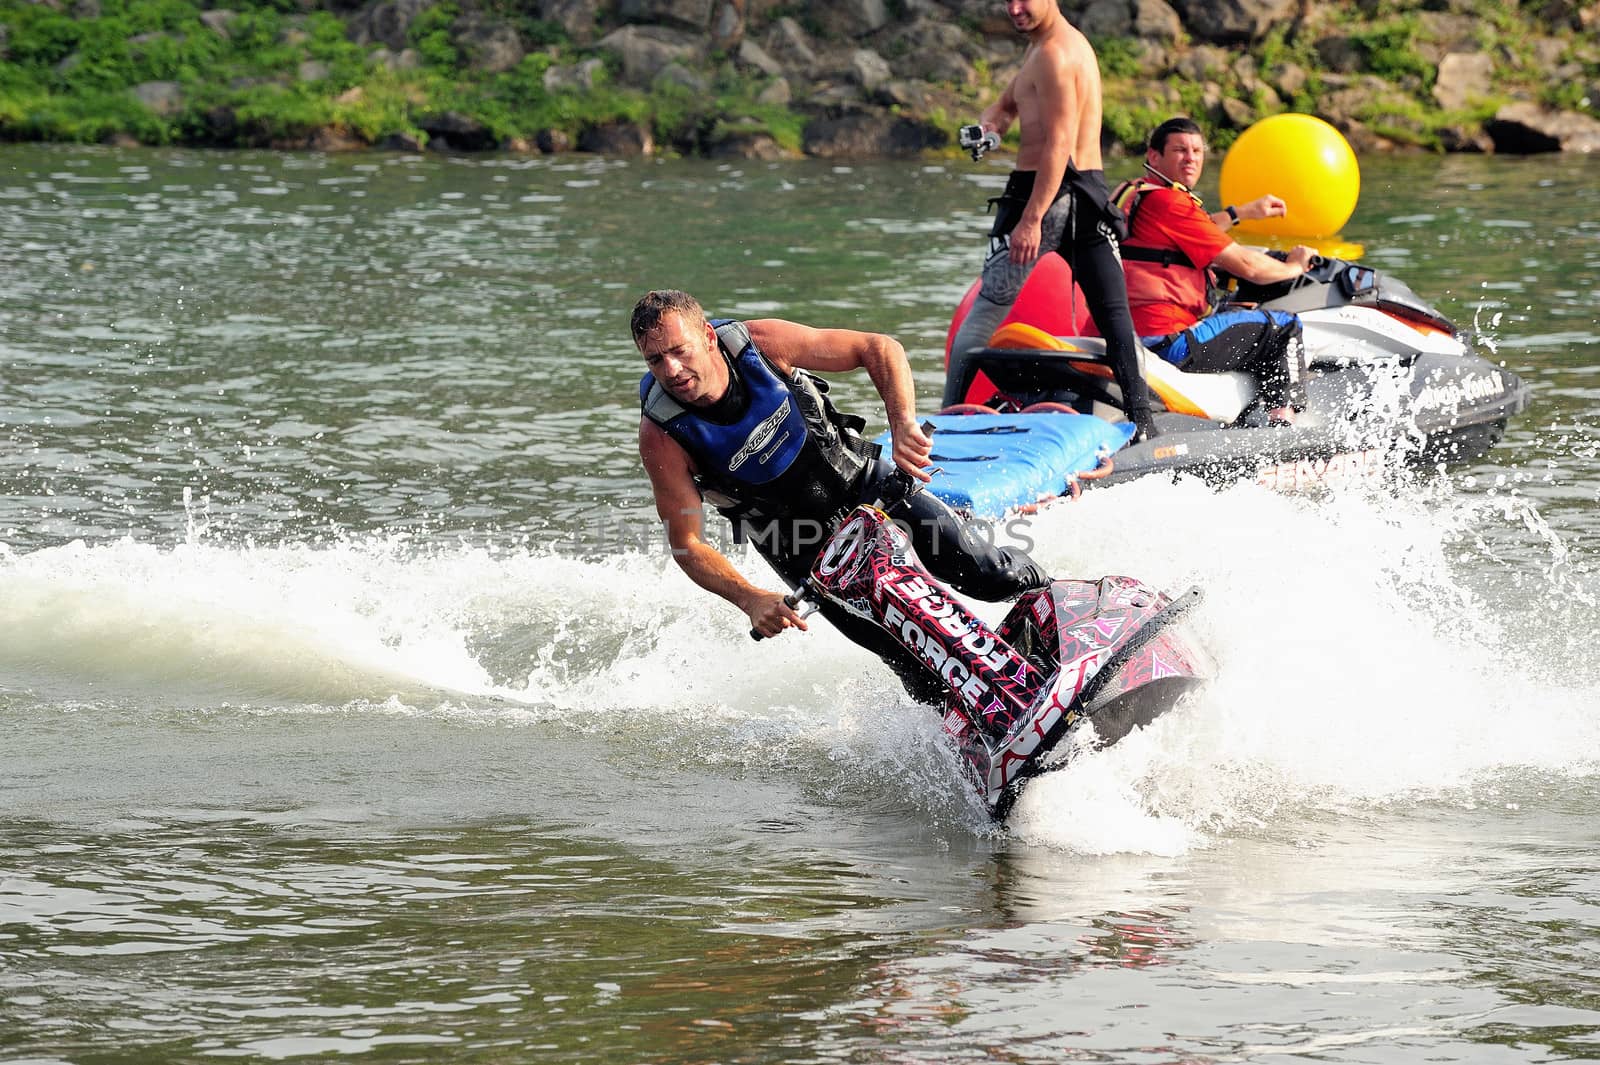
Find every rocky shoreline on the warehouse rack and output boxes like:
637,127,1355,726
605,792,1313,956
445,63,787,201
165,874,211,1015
4,0,1599,156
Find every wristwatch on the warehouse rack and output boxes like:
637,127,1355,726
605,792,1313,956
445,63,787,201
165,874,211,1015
1225,204,1239,224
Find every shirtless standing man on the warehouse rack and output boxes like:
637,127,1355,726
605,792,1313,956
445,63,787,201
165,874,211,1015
944,0,1154,440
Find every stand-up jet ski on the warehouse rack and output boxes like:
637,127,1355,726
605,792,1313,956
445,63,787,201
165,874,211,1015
939,250,1532,502
759,468,1211,820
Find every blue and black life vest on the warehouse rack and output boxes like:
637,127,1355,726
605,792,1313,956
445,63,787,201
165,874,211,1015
639,320,878,526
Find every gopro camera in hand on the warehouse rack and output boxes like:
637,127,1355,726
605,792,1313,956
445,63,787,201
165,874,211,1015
958,124,1000,160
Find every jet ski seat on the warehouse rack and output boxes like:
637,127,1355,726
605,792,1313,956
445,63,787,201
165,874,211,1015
985,322,1256,425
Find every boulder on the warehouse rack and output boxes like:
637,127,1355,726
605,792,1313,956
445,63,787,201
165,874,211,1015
1173,45,1229,82
1078,0,1132,39
1313,35,1363,74
880,79,927,110
536,128,573,153
307,126,367,152
1544,0,1600,30
418,111,498,151
876,20,976,84
1436,124,1494,153
764,17,818,70
1132,0,1184,42
199,9,237,38
1528,36,1570,71
1485,102,1600,152
849,49,892,92
710,1,743,48
1271,60,1309,99
656,61,711,94
1318,74,1415,127
1432,51,1493,111
756,77,791,106
596,25,703,88
131,81,183,117
1326,115,1397,154
736,39,784,78
347,0,436,51
578,120,655,155
1167,0,1297,43
378,131,426,151
1414,12,1477,65
1218,95,1255,129
534,0,600,45
707,121,794,159
808,82,867,110
543,58,606,93
616,0,713,31
199,104,238,143
932,0,1008,31
801,112,946,157
806,0,890,39
456,18,525,74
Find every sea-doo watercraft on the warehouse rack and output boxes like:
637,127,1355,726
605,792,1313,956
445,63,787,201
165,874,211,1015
936,251,1532,503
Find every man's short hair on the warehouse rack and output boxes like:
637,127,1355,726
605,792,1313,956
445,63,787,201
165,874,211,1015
631,290,704,343
1148,116,1203,154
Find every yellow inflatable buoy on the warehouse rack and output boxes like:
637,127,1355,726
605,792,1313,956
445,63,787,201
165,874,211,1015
1219,114,1360,239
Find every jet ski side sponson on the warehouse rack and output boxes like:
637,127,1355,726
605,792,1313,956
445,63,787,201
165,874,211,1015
1298,305,1468,366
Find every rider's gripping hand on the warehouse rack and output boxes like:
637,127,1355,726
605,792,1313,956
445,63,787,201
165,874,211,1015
889,417,934,482
1285,244,1317,271
746,589,808,639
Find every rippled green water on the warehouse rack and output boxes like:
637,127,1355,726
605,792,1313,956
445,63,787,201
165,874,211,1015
3,144,1599,1064
4,148,1599,546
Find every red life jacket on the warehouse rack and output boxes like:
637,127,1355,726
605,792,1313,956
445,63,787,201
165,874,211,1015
1110,178,1214,332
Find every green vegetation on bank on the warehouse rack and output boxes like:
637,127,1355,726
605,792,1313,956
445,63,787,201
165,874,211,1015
0,0,1594,153
0,0,799,150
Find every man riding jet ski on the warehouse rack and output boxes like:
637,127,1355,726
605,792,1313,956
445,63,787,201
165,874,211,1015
633,289,1211,816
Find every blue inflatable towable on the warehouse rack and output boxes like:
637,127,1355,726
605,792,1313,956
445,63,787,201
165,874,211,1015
877,413,1135,519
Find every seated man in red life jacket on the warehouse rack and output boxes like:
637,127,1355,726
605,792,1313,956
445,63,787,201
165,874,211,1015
1114,116,1318,425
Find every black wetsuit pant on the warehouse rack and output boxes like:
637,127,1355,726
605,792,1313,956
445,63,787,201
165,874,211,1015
746,460,1047,704
1147,308,1308,414
945,167,1153,435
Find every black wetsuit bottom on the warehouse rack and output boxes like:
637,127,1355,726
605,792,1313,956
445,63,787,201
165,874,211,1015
746,460,1048,704
945,167,1153,438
